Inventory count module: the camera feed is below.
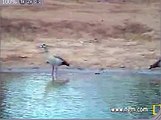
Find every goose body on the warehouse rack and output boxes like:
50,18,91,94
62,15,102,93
40,43,69,81
149,58,161,69
47,55,69,66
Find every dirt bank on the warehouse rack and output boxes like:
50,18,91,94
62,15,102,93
0,0,160,69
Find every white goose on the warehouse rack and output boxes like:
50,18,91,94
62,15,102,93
39,43,70,82
149,57,161,69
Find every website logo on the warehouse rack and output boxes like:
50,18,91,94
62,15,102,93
152,104,161,116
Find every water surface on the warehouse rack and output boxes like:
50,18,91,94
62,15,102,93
0,69,161,119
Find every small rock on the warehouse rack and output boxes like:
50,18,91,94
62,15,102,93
19,55,28,58
149,49,155,51
80,41,84,44
8,68,12,71
77,67,84,70
99,68,104,71
120,65,126,68
95,72,101,75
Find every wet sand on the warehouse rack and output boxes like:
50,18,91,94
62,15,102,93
0,66,161,77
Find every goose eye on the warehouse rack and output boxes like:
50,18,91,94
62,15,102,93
43,44,47,47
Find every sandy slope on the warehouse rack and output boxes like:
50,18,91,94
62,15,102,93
0,0,161,69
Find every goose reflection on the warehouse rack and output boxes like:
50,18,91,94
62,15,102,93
44,80,68,97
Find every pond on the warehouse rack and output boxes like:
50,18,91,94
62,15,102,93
0,69,161,119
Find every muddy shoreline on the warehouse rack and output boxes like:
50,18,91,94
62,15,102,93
0,66,161,76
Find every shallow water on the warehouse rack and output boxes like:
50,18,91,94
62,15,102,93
0,69,161,119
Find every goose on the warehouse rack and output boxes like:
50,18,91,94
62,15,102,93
39,43,70,81
149,57,161,69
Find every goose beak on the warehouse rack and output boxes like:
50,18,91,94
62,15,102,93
46,45,52,47
36,44,42,48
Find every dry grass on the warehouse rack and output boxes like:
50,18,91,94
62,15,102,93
1,17,154,41
1,0,160,69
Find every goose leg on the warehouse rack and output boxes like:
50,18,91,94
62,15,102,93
52,65,55,80
53,66,56,81
55,66,58,80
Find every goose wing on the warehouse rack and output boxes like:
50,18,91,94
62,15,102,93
54,56,70,66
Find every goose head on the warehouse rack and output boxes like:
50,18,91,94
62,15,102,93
40,43,47,48
39,43,49,52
